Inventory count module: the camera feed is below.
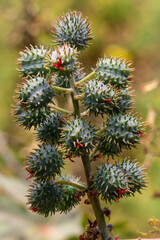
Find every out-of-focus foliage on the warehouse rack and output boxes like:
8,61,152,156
0,0,160,239
139,217,160,238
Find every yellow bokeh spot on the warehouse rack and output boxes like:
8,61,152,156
104,44,132,61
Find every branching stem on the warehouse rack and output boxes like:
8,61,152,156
89,142,101,160
55,180,86,190
69,74,80,117
69,78,110,240
75,70,96,87
48,103,71,114
97,126,108,135
81,109,90,117
51,85,73,93
89,127,108,159
81,151,110,239
74,93,85,100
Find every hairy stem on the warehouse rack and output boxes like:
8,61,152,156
69,78,110,240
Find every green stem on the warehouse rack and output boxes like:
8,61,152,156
71,92,81,117
81,151,110,239
69,77,110,240
75,70,96,87
89,126,107,159
81,109,90,117
89,142,101,160
51,85,73,93
69,74,80,117
48,103,71,114
97,126,108,135
74,93,85,100
55,180,86,190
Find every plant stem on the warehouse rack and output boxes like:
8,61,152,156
69,75,80,117
97,126,108,135
89,142,101,160
71,92,81,117
51,85,73,93
81,151,110,240
74,93,85,100
55,180,86,190
48,103,71,114
69,78,110,240
81,109,90,117
75,70,96,87
89,126,108,159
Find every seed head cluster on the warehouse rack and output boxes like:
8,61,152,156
13,10,147,223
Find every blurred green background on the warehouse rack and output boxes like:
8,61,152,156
0,0,160,239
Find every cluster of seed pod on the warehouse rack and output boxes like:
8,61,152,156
13,10,147,223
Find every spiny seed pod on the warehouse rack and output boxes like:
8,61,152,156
94,163,128,203
37,112,63,144
99,113,144,156
94,159,146,203
54,69,84,88
26,144,64,181
54,74,72,89
47,44,79,75
14,105,50,129
96,57,133,89
53,11,93,50
115,89,133,113
27,181,63,217
57,176,81,213
83,79,119,116
62,118,95,156
18,76,54,109
112,89,133,114
18,45,50,78
117,159,147,194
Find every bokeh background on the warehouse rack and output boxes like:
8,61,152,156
0,0,160,239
